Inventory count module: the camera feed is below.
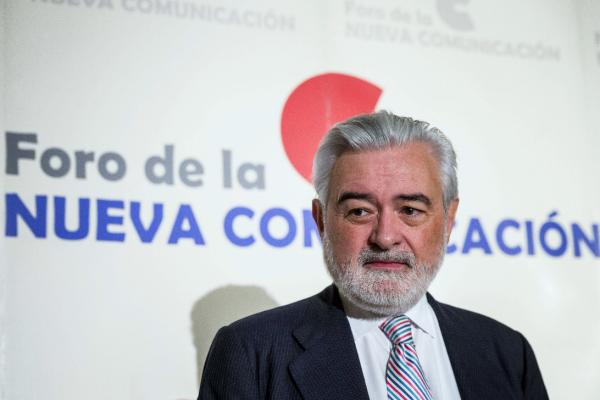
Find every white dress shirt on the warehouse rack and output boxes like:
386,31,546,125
344,296,462,400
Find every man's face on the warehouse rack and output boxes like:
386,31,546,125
312,142,458,316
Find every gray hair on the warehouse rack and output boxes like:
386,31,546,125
312,110,458,211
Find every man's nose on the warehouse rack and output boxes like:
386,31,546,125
368,209,403,250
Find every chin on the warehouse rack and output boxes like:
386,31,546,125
339,277,428,316
322,233,445,317
326,260,434,316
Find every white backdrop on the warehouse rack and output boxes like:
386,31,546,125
2,0,599,399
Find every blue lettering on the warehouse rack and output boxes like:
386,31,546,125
54,196,89,240
5,193,47,238
96,199,125,242
525,220,535,255
260,207,296,248
495,219,521,255
223,207,255,246
462,217,492,254
539,211,567,257
446,242,457,254
446,220,457,254
168,204,205,244
572,223,599,257
302,209,320,247
130,202,163,243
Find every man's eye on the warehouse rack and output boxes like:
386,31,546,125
401,207,421,216
348,208,369,217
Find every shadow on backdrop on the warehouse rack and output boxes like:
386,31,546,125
191,285,279,385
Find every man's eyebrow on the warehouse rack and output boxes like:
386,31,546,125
337,192,375,204
396,193,432,207
336,192,433,207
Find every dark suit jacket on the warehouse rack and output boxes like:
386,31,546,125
199,285,548,399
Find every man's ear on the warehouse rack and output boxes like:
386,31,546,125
445,198,459,239
312,198,325,237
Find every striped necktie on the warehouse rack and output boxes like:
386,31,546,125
380,315,433,400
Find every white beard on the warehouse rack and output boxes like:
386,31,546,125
322,232,446,317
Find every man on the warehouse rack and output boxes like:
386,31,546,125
199,111,548,399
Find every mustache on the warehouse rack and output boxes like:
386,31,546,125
358,248,416,268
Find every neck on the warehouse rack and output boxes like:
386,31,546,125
338,291,394,320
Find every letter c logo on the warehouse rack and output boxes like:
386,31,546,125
436,0,475,31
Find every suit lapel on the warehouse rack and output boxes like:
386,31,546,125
427,293,470,398
289,286,370,400
428,294,523,400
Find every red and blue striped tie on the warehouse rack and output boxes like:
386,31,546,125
380,315,433,400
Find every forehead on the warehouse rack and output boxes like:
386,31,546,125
328,142,442,202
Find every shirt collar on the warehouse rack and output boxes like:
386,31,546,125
405,295,436,339
343,295,436,340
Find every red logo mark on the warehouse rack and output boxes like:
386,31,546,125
280,73,382,183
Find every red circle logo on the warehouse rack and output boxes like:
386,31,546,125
280,73,382,183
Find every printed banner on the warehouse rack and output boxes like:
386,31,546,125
2,1,599,399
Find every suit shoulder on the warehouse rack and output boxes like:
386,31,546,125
430,295,525,342
428,295,549,398
224,292,319,335
199,295,319,399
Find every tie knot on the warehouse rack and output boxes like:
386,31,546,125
380,315,413,345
